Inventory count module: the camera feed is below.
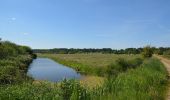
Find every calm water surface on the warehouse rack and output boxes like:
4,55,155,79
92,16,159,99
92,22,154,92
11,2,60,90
27,58,81,82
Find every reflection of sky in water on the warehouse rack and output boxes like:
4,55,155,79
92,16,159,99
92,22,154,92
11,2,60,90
27,58,81,82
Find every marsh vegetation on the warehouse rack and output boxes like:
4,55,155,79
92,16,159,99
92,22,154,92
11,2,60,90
0,40,169,100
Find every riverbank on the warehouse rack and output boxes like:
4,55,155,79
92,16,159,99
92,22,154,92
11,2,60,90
0,41,36,84
36,53,168,99
0,57,167,99
38,53,141,76
0,55,35,84
0,40,168,99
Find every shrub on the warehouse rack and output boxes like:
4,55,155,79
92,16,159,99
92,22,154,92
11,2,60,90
103,59,167,99
115,58,129,71
128,58,143,68
141,46,153,58
164,50,170,55
106,58,143,78
106,63,121,78
0,66,20,84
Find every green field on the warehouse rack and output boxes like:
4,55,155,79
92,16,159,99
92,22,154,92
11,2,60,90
35,53,168,99
38,54,141,76
0,41,169,100
0,55,168,100
38,54,140,68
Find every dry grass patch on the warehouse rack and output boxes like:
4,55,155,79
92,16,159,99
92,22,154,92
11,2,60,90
80,75,105,89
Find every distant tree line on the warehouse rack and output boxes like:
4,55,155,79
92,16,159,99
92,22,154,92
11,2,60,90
33,47,170,55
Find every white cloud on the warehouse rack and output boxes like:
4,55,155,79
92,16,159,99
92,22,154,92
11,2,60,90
11,17,16,21
8,17,16,22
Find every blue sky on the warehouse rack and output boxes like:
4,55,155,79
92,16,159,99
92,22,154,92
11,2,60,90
0,0,170,49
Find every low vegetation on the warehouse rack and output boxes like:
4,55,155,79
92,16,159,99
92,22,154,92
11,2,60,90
102,58,167,100
142,46,153,58
0,39,168,100
0,40,36,84
0,58,167,100
163,50,170,59
38,54,141,76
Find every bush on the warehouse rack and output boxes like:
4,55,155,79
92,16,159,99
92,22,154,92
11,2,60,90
128,58,143,68
0,55,33,84
106,63,121,78
115,58,129,71
106,58,143,78
164,50,170,55
0,40,33,59
0,40,34,84
141,46,153,58
103,59,167,99
0,66,20,84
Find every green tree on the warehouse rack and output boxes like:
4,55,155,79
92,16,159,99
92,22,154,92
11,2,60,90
141,46,153,58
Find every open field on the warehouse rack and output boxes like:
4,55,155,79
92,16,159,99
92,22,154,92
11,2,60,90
38,53,142,76
38,54,141,68
0,41,169,99
36,53,168,99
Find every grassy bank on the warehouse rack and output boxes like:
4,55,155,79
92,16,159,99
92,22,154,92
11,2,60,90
0,55,34,84
37,54,168,99
0,58,167,100
100,58,168,100
38,54,141,76
0,41,168,99
0,41,36,84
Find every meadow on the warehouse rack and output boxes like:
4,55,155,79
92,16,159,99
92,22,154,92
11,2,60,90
0,57,167,100
0,41,169,100
36,53,168,99
38,54,141,76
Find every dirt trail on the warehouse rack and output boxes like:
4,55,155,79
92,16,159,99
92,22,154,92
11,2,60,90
154,55,170,100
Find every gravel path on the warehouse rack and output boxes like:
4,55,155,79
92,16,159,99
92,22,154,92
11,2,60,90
155,55,170,100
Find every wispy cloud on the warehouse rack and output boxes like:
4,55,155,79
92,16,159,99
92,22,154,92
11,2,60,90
11,17,16,21
8,17,16,22
23,33,29,35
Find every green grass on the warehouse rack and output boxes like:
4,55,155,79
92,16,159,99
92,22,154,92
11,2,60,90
103,58,168,100
2,40,167,99
38,53,141,76
0,55,34,84
0,58,168,100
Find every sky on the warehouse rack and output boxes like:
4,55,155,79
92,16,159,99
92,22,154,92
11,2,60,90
0,0,170,49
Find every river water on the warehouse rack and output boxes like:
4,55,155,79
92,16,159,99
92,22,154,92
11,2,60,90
27,58,81,82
